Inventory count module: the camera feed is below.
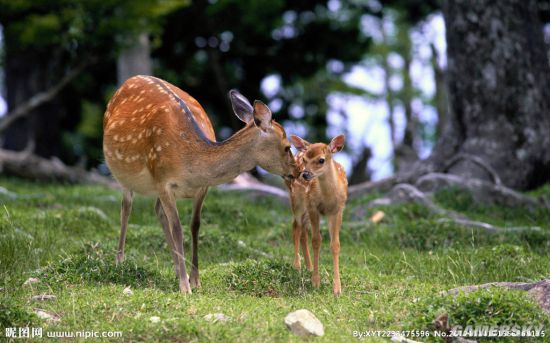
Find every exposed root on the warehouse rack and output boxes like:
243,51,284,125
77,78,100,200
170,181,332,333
443,153,502,186
415,173,543,209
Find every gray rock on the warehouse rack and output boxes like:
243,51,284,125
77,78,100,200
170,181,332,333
284,309,324,337
203,313,231,323
34,309,60,322
31,295,56,301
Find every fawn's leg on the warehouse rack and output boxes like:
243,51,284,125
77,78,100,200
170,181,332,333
329,210,343,296
116,189,133,265
292,219,302,269
309,210,321,288
300,218,313,272
155,198,179,275
159,190,191,294
189,187,208,288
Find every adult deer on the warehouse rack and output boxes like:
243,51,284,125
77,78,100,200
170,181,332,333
103,75,297,294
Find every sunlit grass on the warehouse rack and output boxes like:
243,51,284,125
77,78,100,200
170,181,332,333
1,177,548,342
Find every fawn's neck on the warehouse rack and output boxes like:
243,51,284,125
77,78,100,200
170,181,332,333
317,160,339,193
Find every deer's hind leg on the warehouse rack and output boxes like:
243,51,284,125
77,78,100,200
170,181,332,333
116,189,133,265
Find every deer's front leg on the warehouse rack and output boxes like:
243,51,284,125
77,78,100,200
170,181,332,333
300,217,313,271
309,210,321,288
292,219,302,269
328,210,343,296
116,189,133,265
155,198,179,275
159,190,191,294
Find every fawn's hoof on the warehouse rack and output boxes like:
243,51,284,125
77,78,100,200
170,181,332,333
312,275,320,288
292,259,301,270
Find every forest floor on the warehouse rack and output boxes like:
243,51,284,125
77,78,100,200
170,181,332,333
0,177,549,342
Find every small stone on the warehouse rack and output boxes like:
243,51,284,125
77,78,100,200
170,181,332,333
34,309,60,322
23,278,40,286
203,313,230,323
150,316,161,323
370,210,385,224
123,286,133,296
284,309,324,337
31,295,57,301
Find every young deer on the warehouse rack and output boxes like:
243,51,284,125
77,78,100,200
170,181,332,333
103,75,297,294
286,134,347,295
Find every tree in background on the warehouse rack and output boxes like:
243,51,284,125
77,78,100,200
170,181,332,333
0,0,187,162
406,0,550,190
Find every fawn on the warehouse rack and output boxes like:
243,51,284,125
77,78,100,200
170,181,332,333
103,75,298,294
286,134,348,295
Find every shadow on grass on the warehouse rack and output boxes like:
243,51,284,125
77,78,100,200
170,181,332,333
40,243,177,292
225,259,319,297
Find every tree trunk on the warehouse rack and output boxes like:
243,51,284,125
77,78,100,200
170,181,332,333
429,0,550,190
2,49,64,157
117,33,152,86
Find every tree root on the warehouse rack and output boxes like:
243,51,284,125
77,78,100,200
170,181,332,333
442,279,550,313
443,153,502,186
415,173,543,209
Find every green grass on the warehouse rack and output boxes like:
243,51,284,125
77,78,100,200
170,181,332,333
0,177,549,342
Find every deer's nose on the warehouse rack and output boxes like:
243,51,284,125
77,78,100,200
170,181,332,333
302,171,313,181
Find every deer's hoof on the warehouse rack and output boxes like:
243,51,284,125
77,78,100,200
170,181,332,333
115,253,125,265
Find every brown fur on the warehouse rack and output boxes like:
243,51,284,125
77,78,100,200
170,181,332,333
286,135,348,295
103,75,298,293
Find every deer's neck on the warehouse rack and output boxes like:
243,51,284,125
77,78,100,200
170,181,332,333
189,124,258,186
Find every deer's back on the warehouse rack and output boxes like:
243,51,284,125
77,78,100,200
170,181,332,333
103,75,216,195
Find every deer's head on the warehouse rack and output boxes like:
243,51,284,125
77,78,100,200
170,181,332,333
229,90,298,180
290,134,345,181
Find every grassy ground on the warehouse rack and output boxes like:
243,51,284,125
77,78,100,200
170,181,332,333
0,177,549,342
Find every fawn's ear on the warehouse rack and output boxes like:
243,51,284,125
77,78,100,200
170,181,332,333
252,100,272,132
290,135,311,152
229,90,253,123
329,134,345,153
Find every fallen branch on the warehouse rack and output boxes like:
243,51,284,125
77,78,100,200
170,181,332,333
348,176,397,199
217,173,289,202
443,279,550,313
0,148,117,188
0,59,91,133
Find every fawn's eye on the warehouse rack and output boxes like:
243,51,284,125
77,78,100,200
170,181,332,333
319,158,325,164
285,146,291,153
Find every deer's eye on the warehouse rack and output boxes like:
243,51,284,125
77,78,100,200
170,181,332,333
319,158,325,164
285,146,291,153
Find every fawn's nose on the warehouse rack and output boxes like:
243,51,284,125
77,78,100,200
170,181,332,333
302,170,313,181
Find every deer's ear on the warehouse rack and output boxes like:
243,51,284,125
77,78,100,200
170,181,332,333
329,134,345,153
290,135,311,152
229,90,253,123
253,100,272,132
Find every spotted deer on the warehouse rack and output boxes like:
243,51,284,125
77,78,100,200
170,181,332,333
103,75,298,294
286,134,347,295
